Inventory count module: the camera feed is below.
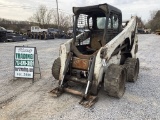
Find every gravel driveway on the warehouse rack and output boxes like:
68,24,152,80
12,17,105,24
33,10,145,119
0,34,160,120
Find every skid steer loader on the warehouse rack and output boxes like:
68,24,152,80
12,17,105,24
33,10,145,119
50,3,139,107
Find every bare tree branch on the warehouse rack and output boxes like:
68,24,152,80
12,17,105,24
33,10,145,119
29,5,52,27
29,5,73,31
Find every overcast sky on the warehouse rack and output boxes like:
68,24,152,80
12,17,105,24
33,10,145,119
0,0,159,22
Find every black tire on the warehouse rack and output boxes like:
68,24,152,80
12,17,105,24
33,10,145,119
1,37,7,42
104,64,127,98
124,58,139,82
52,57,61,80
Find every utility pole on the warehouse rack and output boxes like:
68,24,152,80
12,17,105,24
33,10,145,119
56,0,59,30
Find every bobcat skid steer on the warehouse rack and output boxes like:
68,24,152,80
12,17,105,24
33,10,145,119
50,3,139,108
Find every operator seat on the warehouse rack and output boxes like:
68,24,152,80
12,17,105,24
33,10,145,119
90,32,103,50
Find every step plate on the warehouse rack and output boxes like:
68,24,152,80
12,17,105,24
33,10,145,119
79,95,98,108
49,87,63,97
49,87,98,108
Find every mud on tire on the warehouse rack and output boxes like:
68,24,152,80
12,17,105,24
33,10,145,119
52,57,61,80
124,58,139,82
104,64,127,98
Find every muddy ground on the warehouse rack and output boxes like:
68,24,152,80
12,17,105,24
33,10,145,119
0,34,160,120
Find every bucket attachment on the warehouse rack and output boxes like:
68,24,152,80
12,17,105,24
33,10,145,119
79,95,98,108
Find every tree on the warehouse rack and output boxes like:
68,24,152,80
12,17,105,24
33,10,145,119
52,10,72,31
145,10,160,32
29,5,52,28
29,5,73,31
137,17,145,28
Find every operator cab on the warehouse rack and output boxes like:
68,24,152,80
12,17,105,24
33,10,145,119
72,3,122,55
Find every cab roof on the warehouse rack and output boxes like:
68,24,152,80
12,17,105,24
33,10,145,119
73,3,121,15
